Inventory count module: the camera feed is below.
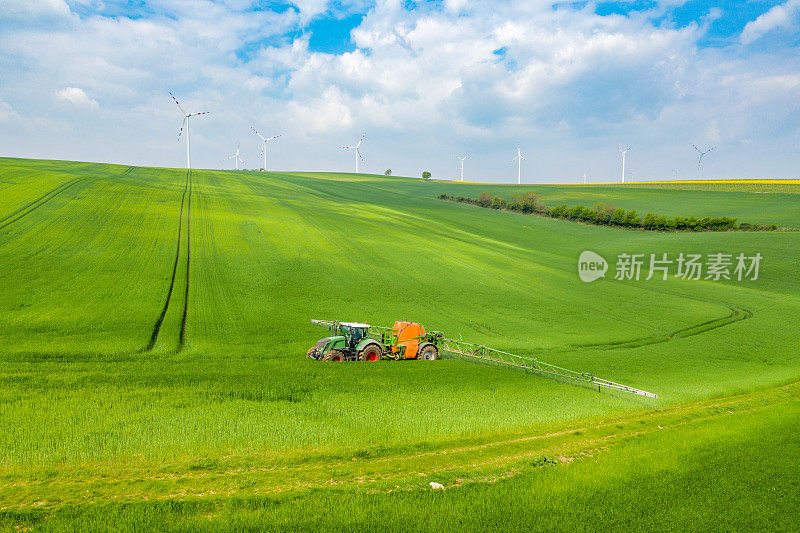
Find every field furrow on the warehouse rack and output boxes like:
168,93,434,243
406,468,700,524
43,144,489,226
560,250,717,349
144,169,192,353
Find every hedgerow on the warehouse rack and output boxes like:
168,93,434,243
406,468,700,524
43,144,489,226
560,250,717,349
437,193,779,232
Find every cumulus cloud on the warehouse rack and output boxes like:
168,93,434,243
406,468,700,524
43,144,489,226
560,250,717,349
0,0,71,19
0,1,798,179
0,98,21,122
740,0,800,45
56,87,99,108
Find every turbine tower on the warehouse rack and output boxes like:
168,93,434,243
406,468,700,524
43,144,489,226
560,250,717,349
170,92,209,169
341,133,365,173
455,154,470,181
583,172,587,184
617,146,630,183
511,144,526,184
691,144,715,178
224,143,245,170
251,126,281,171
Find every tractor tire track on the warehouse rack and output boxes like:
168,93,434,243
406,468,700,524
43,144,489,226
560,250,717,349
565,304,752,352
143,169,191,352
178,169,192,351
0,177,86,231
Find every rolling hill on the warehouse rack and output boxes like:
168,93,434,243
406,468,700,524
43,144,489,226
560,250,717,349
1,157,798,530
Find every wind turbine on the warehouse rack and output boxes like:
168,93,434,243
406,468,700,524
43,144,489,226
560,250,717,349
617,146,630,183
583,172,587,184
251,127,281,171
170,92,209,169
691,144,715,177
224,143,245,170
455,154,470,181
341,133,365,173
511,144,526,184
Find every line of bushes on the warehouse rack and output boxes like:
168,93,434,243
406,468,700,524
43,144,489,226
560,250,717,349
437,192,779,232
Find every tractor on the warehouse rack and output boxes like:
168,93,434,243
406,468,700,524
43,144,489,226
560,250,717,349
306,320,442,362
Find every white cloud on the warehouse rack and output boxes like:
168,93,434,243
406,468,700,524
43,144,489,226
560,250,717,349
0,0,71,19
0,98,21,122
740,0,800,45
56,87,99,108
0,2,798,179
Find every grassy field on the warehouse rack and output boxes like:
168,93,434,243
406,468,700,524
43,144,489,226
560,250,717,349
0,157,798,530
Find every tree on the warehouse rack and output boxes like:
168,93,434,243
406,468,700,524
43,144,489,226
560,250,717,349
510,192,543,213
422,171,431,180
490,196,507,209
610,208,627,226
477,192,492,207
385,169,392,176
625,210,641,227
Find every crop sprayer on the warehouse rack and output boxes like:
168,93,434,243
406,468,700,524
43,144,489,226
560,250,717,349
306,319,658,398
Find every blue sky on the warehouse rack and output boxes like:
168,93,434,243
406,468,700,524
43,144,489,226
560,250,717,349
1,0,798,181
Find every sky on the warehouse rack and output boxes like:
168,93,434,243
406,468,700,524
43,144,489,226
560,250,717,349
0,0,799,183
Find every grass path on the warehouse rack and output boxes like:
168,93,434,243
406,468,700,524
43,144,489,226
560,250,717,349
2,377,796,510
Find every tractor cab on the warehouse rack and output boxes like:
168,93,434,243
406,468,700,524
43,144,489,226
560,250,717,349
338,322,370,349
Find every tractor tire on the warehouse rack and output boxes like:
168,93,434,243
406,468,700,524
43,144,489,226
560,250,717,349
418,344,439,361
322,349,346,362
359,344,383,362
306,347,319,359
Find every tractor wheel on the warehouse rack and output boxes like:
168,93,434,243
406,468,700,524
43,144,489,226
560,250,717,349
359,344,382,362
306,347,318,359
418,345,439,361
323,349,345,362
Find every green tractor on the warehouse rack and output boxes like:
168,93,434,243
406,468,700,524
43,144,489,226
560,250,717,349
306,321,384,362
306,319,443,362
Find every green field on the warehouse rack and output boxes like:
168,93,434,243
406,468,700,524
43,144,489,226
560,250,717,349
1,157,798,530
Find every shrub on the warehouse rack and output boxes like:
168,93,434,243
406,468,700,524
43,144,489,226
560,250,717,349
610,208,627,226
510,192,543,213
568,205,587,220
490,196,507,209
477,192,492,207
625,210,641,227
642,213,657,230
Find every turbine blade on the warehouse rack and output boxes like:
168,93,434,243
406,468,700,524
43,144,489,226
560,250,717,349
178,116,187,140
251,126,266,141
356,132,365,147
170,92,187,115
357,149,364,162
189,111,210,117
266,134,281,141
340,146,352,150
